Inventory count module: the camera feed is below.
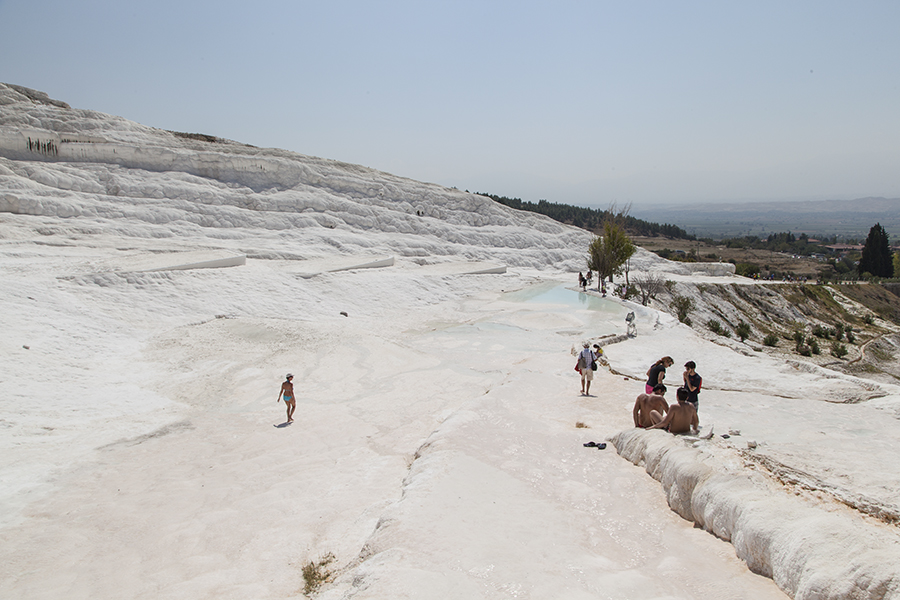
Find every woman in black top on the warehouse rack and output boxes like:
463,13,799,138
645,356,673,394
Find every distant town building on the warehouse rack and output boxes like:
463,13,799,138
825,244,864,255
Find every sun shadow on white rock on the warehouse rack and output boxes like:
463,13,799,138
289,255,395,278
108,249,246,273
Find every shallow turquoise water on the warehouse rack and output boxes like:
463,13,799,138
504,282,622,313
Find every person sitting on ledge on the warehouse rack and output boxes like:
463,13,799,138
633,384,668,428
649,387,698,435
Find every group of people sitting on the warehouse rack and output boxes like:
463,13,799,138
575,345,704,435
632,357,702,434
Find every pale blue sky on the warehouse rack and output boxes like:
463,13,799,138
1,0,898,207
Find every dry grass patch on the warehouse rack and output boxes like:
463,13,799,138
302,552,336,596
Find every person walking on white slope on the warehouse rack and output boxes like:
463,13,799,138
577,342,599,396
278,374,296,423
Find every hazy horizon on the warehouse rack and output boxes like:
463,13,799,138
2,1,899,207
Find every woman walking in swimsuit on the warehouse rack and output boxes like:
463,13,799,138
278,374,296,423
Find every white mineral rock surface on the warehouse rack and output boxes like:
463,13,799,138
1,83,898,599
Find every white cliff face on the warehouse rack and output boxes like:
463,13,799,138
612,428,900,600
0,83,595,271
2,82,742,276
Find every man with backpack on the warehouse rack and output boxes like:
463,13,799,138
683,361,702,412
576,342,599,396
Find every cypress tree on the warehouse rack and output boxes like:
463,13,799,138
858,223,893,278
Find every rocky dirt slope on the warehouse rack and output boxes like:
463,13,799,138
648,279,900,386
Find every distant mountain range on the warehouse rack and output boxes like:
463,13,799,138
630,197,900,240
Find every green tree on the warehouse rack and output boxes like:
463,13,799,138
858,223,893,278
588,220,636,285
588,235,612,285
735,262,761,278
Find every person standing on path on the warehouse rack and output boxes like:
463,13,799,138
683,361,702,412
278,374,296,423
645,356,673,394
578,342,598,395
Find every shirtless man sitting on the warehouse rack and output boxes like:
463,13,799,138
633,384,668,428
649,387,699,434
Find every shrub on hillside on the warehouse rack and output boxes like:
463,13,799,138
793,330,816,356
618,284,637,300
672,295,694,324
763,334,779,347
831,341,849,359
735,262,761,278
812,324,830,339
633,273,666,306
793,330,805,351
707,319,722,334
735,321,752,342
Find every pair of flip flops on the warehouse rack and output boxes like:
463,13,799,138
583,441,606,449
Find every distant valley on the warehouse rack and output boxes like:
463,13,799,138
630,197,900,240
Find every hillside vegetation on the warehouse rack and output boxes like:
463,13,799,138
479,193,694,239
651,280,900,387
